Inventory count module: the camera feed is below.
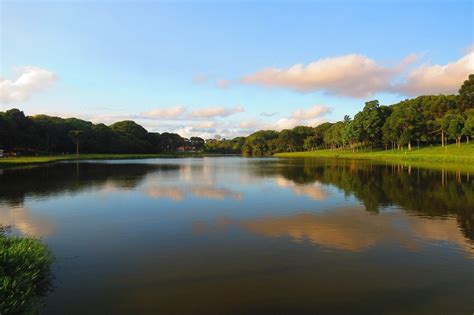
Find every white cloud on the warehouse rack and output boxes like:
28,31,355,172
140,106,186,119
393,50,474,95
239,105,331,132
272,105,331,130
239,119,261,130
242,54,415,97
100,105,246,122
271,117,327,130
193,121,217,129
0,66,57,103
291,105,331,120
275,177,328,200
189,105,244,118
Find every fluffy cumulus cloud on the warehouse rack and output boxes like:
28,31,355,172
273,105,331,130
392,50,474,95
0,66,57,103
270,116,326,130
241,50,473,98
239,104,331,132
241,54,412,97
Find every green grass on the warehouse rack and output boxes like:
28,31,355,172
0,152,216,167
0,231,53,315
275,143,474,172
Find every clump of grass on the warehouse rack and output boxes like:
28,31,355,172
0,230,53,315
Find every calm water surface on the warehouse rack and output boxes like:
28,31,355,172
1,157,473,314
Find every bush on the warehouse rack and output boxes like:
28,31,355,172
0,232,53,315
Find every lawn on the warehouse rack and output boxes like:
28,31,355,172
274,143,474,171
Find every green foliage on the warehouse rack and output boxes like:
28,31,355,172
1,75,472,156
190,137,205,151
242,130,279,156
462,109,474,141
458,74,474,111
0,232,53,315
0,111,188,154
204,137,245,154
445,113,465,142
235,76,471,155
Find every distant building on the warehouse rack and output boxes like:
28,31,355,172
177,146,195,152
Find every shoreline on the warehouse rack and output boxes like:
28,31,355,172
274,143,474,172
1,144,473,173
0,153,235,168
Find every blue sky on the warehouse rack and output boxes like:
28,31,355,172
1,0,473,138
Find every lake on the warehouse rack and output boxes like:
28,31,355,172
1,157,473,314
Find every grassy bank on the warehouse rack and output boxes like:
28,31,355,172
0,152,219,167
0,229,53,314
275,143,474,171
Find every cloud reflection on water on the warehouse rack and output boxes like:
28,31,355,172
275,176,328,200
144,185,242,201
0,205,55,237
194,206,474,256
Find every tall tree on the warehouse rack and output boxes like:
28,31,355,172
68,130,85,156
459,74,474,111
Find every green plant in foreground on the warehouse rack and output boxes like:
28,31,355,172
0,232,53,315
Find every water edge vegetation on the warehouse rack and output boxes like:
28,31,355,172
0,226,53,315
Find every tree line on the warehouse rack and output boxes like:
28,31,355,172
1,75,472,156
210,74,473,155
0,111,206,154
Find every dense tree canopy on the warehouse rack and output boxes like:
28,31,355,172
0,110,192,154
213,75,472,155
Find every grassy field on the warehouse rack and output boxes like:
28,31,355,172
0,152,218,167
275,143,474,171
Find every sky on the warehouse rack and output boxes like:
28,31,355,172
1,0,473,139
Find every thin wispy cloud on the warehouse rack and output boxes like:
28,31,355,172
215,79,230,89
107,105,246,121
189,106,244,118
260,112,279,117
0,66,57,103
192,74,207,84
141,106,186,119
